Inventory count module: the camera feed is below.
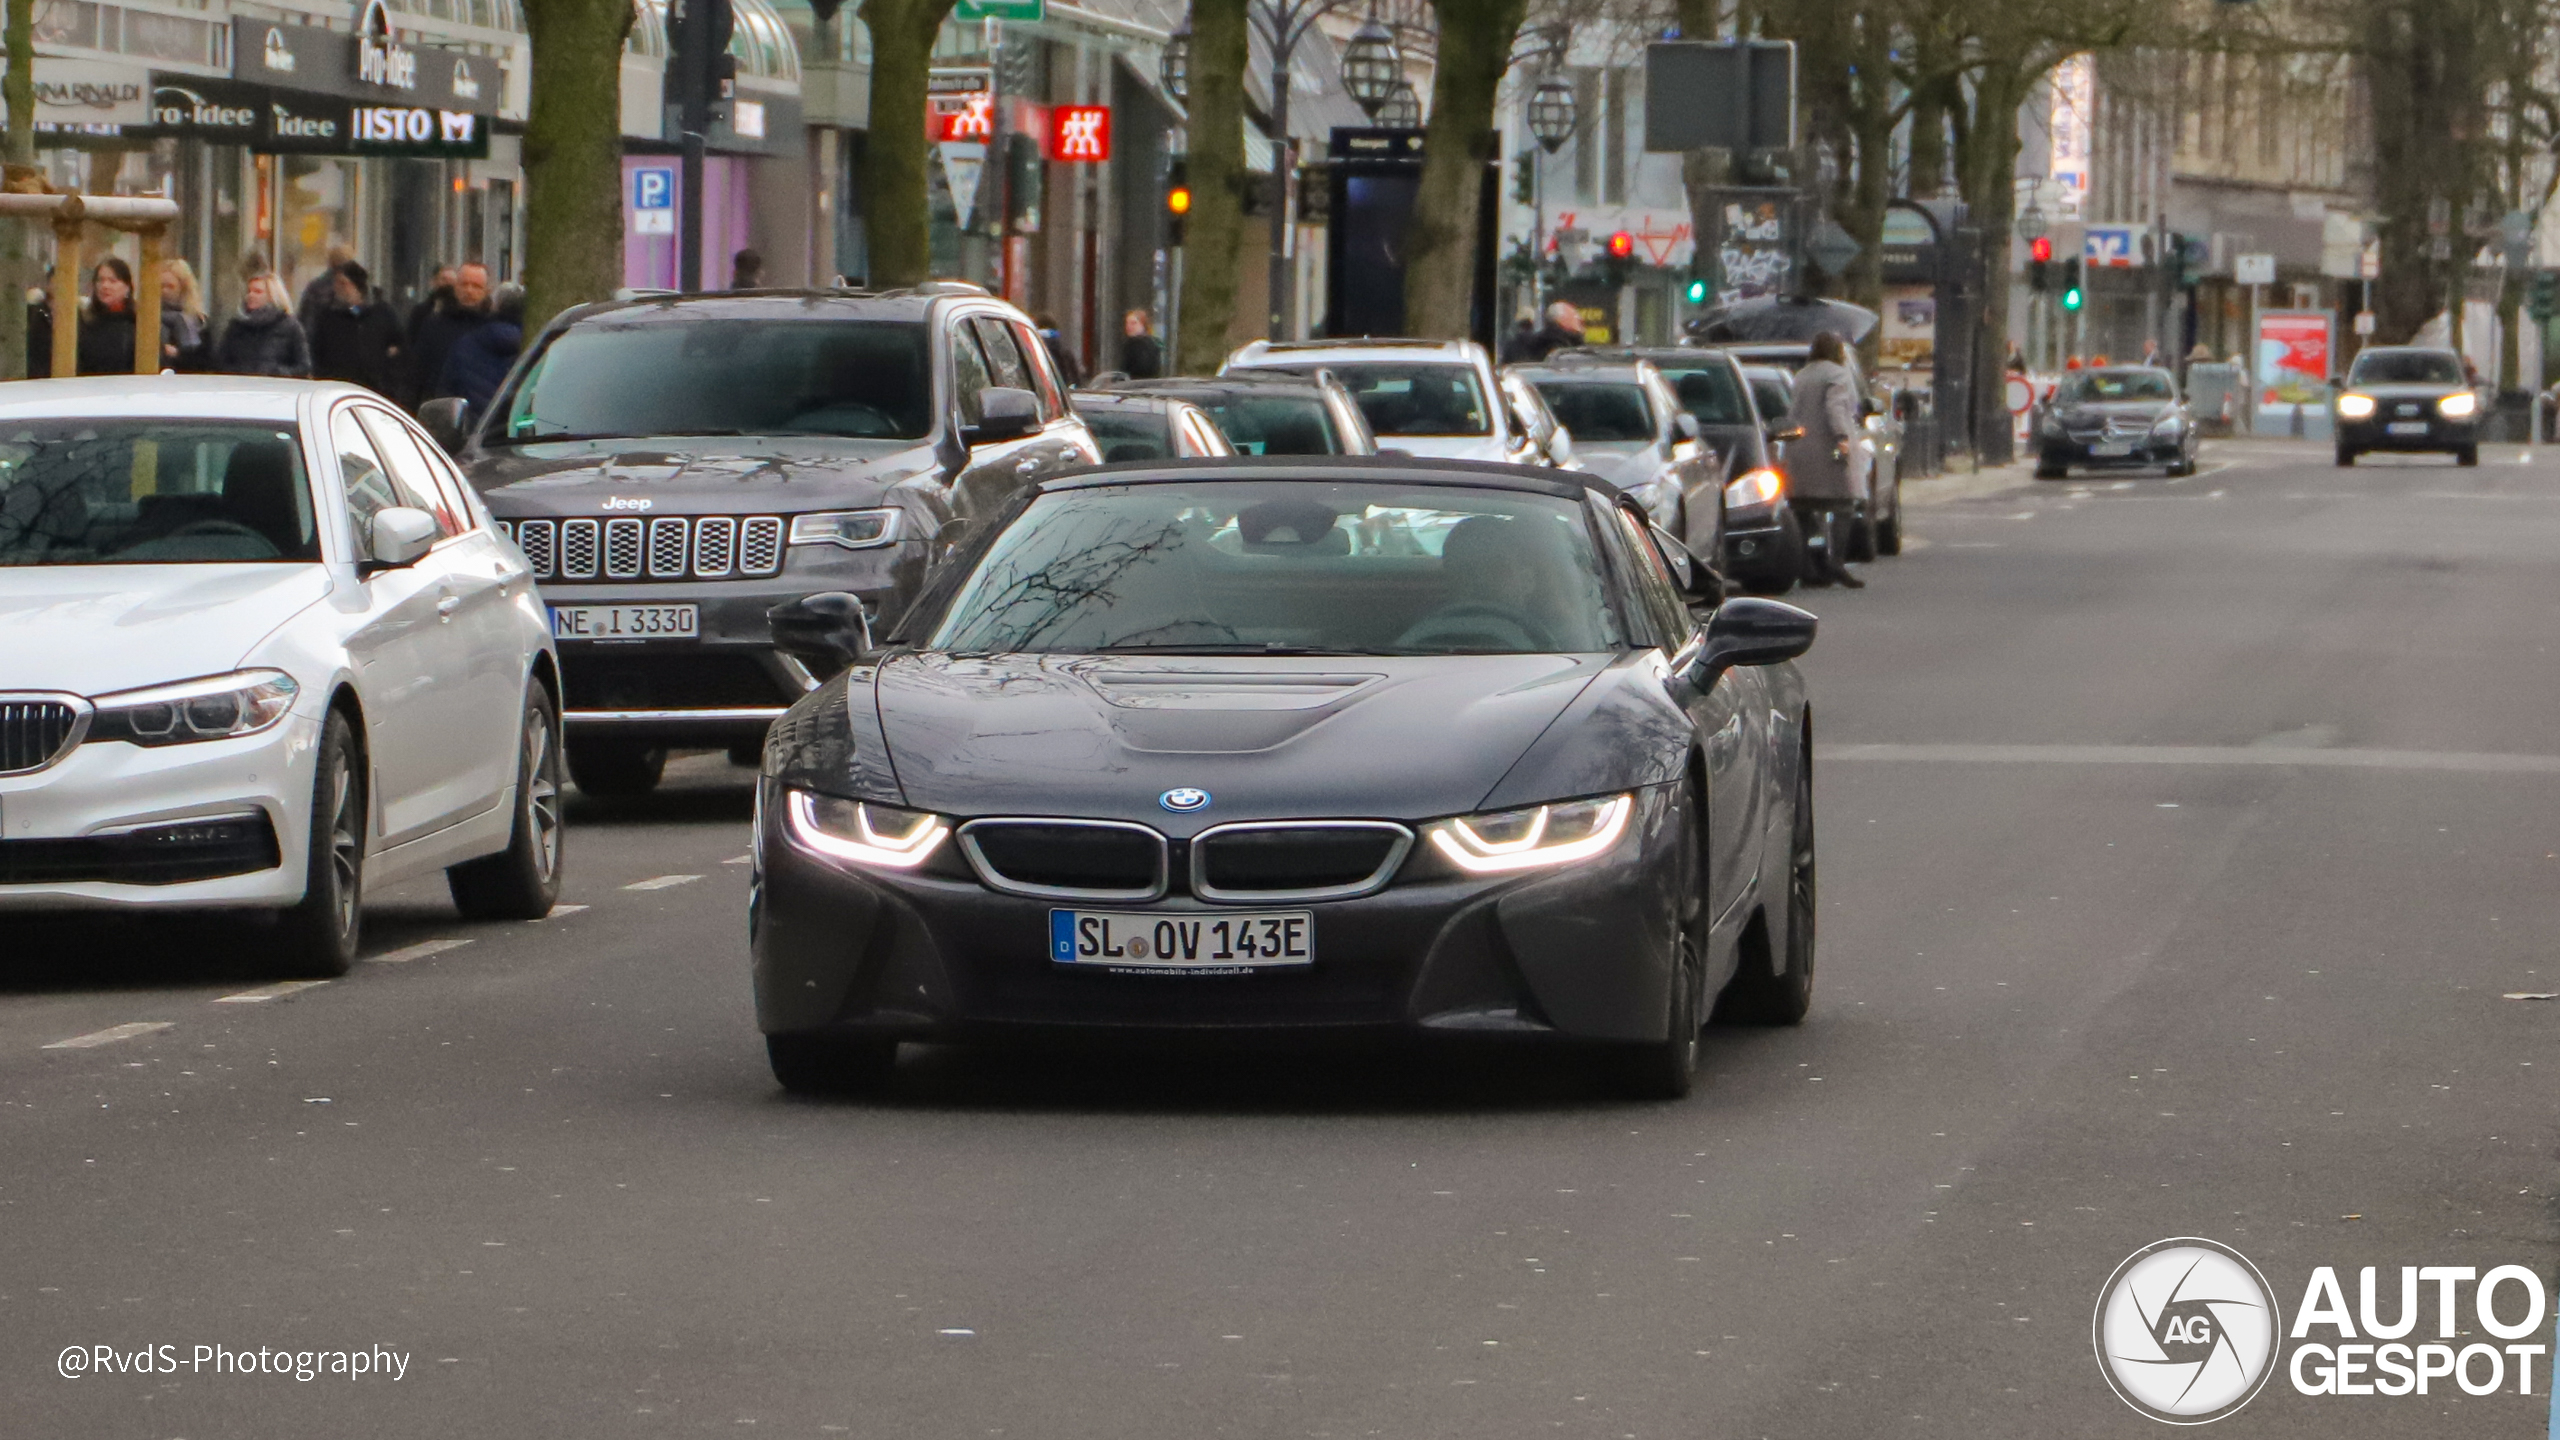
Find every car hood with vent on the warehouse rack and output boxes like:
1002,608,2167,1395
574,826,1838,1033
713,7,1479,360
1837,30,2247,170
866,652,1613,830
461,436,946,519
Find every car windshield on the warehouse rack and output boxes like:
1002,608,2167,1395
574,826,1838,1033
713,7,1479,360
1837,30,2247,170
2350,351,2465,386
1079,408,1175,463
0,420,317,567
1190,394,1344,455
2059,370,2175,402
927,481,1623,655
1301,364,1491,437
499,318,934,443
1656,364,1754,425
1530,382,1656,443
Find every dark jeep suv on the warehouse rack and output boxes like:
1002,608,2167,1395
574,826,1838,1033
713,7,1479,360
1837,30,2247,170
430,286,1098,796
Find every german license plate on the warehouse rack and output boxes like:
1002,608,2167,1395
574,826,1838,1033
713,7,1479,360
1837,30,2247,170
1050,909,1313,973
2386,421,2429,437
550,604,698,640
2091,441,2134,457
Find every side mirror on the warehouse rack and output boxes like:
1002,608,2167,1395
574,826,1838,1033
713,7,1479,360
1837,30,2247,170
1685,597,1817,688
363,506,439,572
417,397,472,453
1547,426,1575,467
768,591,876,674
963,387,1041,445
1674,413,1702,441
1770,424,1806,443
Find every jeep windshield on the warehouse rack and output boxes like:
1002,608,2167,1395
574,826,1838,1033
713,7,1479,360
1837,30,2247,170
497,318,935,443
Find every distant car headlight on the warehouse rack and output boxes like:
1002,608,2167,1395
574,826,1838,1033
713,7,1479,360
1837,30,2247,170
1425,794,1634,874
788,509,902,550
2439,391,2479,418
785,790,948,868
88,670,298,747
2150,413,2184,434
2335,393,2376,419
1722,467,1784,509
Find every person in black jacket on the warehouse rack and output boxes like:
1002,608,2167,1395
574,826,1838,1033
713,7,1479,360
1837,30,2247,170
407,261,490,407
309,262,405,396
440,284,524,414
1120,309,1164,379
74,258,183,376
213,273,313,377
1035,314,1082,387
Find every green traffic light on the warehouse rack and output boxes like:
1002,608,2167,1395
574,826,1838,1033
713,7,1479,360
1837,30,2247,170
2062,286,2084,312
1684,279,1709,304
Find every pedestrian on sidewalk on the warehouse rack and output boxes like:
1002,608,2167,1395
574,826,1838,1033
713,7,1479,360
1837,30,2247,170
1121,309,1164,379
310,262,406,396
213,272,312,377
1783,330,1869,590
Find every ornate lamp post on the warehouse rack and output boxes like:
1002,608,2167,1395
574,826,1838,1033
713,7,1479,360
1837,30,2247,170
1379,80,1421,130
1340,18,1401,120
1525,73,1578,314
1160,14,1189,102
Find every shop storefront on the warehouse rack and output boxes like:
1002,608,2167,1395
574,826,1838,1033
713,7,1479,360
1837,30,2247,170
620,0,807,292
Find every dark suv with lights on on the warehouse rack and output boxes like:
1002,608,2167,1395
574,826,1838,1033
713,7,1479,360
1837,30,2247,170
422,286,1099,797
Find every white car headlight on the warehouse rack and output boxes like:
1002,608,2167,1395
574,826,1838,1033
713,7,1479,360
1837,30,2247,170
2150,414,2184,434
1425,794,1634,874
2438,391,2478,418
788,509,903,550
88,670,298,747
786,790,948,868
2336,393,2376,419
1722,467,1784,509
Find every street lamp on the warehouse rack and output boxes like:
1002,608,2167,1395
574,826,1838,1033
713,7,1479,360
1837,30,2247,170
1160,14,1189,103
1341,18,1401,119
1379,80,1421,130
1525,74,1577,315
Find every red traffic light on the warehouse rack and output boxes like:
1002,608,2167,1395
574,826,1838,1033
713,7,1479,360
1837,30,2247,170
1607,231,1635,259
2029,236,2053,263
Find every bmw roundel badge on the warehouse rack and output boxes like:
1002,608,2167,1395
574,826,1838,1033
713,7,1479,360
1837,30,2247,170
1159,787,1211,813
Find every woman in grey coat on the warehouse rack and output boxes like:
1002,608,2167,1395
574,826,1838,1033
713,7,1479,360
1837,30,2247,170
1782,331,1870,588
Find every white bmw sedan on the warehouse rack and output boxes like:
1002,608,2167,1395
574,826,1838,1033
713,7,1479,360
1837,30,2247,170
0,378,563,974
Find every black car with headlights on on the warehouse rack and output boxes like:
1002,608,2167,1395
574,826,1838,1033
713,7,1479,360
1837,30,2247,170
751,457,1820,1100
425,287,1098,796
1555,346,1797,592
2031,366,2198,478
2332,346,2482,466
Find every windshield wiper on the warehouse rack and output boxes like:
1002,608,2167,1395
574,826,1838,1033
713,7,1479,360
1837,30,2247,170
1091,641,1402,656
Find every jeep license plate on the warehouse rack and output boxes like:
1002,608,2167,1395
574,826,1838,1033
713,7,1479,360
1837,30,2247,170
551,604,699,640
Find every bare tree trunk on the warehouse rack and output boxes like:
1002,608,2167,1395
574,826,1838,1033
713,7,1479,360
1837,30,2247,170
522,0,633,333
1,0,35,379
1176,0,1249,371
1404,0,1530,338
1957,67,2030,463
2361,0,2481,344
861,0,961,288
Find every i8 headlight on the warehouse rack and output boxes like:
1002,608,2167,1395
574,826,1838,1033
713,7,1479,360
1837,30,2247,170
788,509,903,550
88,670,298,746
2335,393,2376,419
1425,794,1634,874
785,791,948,868
2438,391,2478,418
1722,467,1784,509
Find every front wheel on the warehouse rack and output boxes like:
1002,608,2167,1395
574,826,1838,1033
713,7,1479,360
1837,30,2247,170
1874,491,1902,556
447,681,565,920
276,709,365,977
1845,508,1878,563
2335,445,2357,467
2033,457,2069,480
767,1034,899,1096
566,738,666,798
1605,784,1706,1100
2456,445,2480,467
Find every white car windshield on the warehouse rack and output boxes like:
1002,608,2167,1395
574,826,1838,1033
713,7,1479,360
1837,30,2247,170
0,421,318,566
927,481,1623,655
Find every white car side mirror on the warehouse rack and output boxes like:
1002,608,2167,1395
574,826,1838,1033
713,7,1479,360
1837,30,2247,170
1548,426,1575,467
366,506,439,571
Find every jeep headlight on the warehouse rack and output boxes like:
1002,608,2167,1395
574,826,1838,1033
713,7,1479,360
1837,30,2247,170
88,670,299,747
2336,392,2376,419
785,791,948,868
788,509,903,550
1425,794,1634,874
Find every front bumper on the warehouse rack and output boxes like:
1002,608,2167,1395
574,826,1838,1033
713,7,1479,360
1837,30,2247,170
0,711,315,910
2039,430,2187,466
1721,503,1797,582
2337,414,2477,451
750,782,1685,1047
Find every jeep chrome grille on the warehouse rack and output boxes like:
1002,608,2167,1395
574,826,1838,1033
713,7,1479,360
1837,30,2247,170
496,515,790,582
0,694,87,775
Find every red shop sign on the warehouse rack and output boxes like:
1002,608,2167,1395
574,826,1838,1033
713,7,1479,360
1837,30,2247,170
1049,105,1110,162
930,93,993,142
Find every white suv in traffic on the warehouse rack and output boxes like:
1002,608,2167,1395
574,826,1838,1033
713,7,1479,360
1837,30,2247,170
1221,339,1549,467
0,378,563,973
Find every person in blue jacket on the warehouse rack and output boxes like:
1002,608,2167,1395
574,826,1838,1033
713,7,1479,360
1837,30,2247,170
440,284,524,414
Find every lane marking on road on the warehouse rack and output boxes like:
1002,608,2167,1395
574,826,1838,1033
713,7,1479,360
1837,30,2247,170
545,904,590,917
1828,743,2560,774
212,980,331,1004
723,854,753,865
624,874,702,891
369,938,475,965
44,1021,174,1050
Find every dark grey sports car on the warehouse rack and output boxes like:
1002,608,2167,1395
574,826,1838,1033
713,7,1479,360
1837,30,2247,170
749,458,1819,1099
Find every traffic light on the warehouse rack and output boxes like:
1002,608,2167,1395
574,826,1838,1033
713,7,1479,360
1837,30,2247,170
1604,230,1635,288
2059,258,2084,312
1684,275,1710,305
2026,235,2052,292
669,0,736,123
1164,158,1190,246
2029,236,2053,263
2530,270,2560,323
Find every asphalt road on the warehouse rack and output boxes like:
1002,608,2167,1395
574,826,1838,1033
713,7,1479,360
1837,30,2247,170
6,440,2556,1439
